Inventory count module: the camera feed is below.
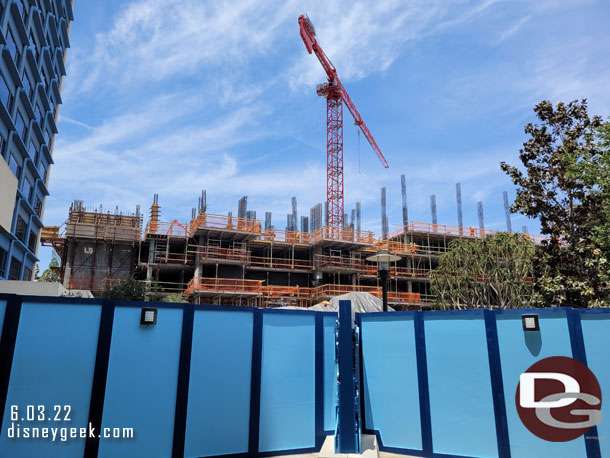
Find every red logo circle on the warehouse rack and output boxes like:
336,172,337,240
516,356,602,442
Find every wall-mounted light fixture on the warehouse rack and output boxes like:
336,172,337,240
522,314,539,331
140,307,158,326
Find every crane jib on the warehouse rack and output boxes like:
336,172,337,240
298,14,389,227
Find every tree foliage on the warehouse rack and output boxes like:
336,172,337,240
430,232,536,309
96,278,184,302
97,277,149,301
501,100,609,307
161,293,186,303
39,256,61,283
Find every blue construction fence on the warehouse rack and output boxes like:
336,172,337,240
0,293,608,458
359,308,609,458
0,294,338,458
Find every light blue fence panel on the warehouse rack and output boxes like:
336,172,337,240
580,311,610,458
184,309,254,457
258,312,316,452
360,314,422,450
323,313,338,432
425,312,498,458
0,302,101,458
98,306,183,458
495,310,585,458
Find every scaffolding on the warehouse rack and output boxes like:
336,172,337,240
44,194,544,309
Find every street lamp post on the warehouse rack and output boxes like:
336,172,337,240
366,251,401,311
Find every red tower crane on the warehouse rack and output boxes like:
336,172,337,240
298,14,389,231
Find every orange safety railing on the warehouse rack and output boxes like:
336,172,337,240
362,265,429,277
373,240,418,254
67,277,127,291
387,291,421,304
317,255,364,270
189,213,261,236
198,246,250,263
145,220,189,238
311,227,375,244
250,256,314,270
388,221,547,244
184,277,264,295
153,250,195,264
257,229,312,245
262,285,313,299
312,284,382,299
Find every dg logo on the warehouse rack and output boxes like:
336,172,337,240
516,356,602,442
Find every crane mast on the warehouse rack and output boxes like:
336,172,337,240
298,14,389,231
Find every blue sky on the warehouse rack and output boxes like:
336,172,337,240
39,0,610,268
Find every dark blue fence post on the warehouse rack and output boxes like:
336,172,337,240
414,310,433,457
171,304,194,458
336,300,359,453
567,308,602,458
248,308,263,456
484,309,511,458
0,294,22,438
84,299,116,458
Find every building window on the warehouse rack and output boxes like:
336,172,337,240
16,216,27,243
8,153,21,178
34,197,43,217
0,74,13,111
23,266,32,281
29,33,38,60
0,247,7,278
22,178,33,202
22,72,32,99
6,28,19,64
28,230,37,251
15,112,27,140
28,141,36,161
35,105,42,125
15,0,25,19
38,159,47,182
0,136,5,158
9,257,22,280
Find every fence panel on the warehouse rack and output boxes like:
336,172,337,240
580,311,610,458
323,313,338,432
425,311,498,458
184,309,254,457
258,311,316,452
0,301,101,458
360,313,422,451
98,306,183,458
495,310,586,458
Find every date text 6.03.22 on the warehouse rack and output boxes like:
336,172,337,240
10,405,71,422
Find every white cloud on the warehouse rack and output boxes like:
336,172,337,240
495,15,531,44
47,0,608,238
68,0,509,97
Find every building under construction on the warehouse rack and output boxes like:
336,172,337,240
41,184,542,309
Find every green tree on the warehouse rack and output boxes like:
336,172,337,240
430,232,536,309
39,255,61,282
161,293,186,303
501,100,609,307
98,277,149,301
